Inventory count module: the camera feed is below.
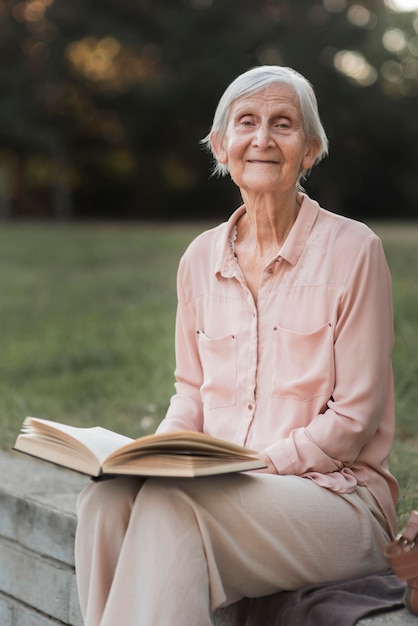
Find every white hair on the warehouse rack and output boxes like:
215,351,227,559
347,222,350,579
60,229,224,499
201,65,329,186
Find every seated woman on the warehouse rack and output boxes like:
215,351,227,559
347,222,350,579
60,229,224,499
75,65,399,626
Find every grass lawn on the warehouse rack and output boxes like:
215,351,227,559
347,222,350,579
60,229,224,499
371,222,418,526
1,219,417,527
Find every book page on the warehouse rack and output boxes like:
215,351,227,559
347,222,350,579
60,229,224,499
103,453,265,477
108,430,257,460
22,418,134,465
105,430,259,464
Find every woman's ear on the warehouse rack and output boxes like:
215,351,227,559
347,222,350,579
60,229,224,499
302,138,321,170
210,131,228,164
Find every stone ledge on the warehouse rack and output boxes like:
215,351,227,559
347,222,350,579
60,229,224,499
0,450,87,626
0,537,82,625
1,450,417,626
358,609,418,625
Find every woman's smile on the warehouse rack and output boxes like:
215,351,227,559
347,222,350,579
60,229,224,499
247,159,279,164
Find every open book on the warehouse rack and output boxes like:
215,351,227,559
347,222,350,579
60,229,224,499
13,417,266,479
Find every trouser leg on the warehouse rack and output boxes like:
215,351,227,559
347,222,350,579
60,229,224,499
100,477,214,626
75,477,146,626
76,476,213,626
75,472,390,626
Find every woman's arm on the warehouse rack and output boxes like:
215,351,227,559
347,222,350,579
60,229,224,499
156,256,204,434
264,235,394,476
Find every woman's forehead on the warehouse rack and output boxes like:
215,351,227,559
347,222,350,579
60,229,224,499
230,83,300,115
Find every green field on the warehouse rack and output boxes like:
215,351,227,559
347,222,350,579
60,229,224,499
1,220,417,526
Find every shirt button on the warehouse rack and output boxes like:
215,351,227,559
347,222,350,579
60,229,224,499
267,268,273,274
248,404,253,410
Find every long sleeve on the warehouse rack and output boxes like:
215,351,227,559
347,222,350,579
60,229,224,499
266,235,395,480
156,255,204,434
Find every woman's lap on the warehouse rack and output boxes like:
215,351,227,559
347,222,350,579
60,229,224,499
77,472,390,606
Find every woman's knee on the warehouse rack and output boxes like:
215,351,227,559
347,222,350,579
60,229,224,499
77,476,144,522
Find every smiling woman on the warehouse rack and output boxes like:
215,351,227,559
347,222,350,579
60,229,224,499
212,85,317,198
75,66,400,626
203,65,328,183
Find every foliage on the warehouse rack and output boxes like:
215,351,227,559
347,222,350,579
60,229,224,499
1,221,417,527
0,0,418,219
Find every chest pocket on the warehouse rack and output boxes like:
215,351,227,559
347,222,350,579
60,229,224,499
197,331,237,409
271,322,334,402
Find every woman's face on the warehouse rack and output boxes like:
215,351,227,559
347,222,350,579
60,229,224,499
213,83,318,196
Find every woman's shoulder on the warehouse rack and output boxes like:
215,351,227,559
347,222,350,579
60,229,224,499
185,221,227,253
316,203,381,246
319,202,377,239
180,206,244,264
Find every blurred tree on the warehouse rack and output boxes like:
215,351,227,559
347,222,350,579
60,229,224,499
0,0,417,219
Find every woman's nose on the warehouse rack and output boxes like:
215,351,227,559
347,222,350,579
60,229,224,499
252,124,273,149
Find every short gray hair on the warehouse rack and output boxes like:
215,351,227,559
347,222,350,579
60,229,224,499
201,65,329,186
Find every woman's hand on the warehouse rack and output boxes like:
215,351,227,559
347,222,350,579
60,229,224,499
254,451,279,474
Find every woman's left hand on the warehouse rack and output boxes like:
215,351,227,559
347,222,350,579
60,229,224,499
254,452,279,474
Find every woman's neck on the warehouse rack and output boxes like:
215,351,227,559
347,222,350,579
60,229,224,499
238,189,301,256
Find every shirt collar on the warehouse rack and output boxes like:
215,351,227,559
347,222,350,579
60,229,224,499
215,205,247,278
278,194,319,265
215,194,320,277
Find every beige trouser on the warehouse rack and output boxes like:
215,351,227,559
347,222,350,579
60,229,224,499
75,473,390,626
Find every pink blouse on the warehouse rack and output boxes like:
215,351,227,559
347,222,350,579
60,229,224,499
157,194,399,536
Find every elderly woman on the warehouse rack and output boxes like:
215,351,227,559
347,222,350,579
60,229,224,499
75,66,398,626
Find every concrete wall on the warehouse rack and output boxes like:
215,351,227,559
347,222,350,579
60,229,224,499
0,450,86,626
